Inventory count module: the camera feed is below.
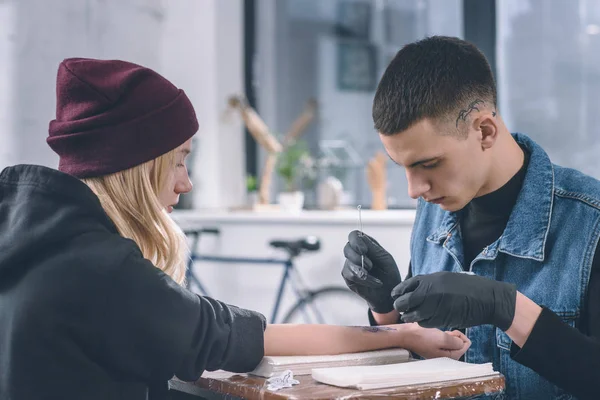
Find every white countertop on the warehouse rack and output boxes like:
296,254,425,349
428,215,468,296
171,208,416,227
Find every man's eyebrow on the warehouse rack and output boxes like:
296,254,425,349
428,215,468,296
385,152,439,168
408,157,439,168
180,149,191,155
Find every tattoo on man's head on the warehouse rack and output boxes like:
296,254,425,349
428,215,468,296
455,99,484,128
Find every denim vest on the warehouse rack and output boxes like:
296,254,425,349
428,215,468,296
410,133,600,399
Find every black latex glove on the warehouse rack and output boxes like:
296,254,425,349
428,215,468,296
392,271,517,331
341,230,401,313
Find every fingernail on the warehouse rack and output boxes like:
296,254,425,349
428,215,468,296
348,263,367,279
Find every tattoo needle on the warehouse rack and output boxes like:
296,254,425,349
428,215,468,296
357,205,364,235
357,205,365,272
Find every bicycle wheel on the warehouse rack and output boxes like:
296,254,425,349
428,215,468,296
281,286,370,325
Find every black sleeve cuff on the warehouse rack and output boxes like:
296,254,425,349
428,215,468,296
510,307,563,361
219,305,267,373
368,308,377,326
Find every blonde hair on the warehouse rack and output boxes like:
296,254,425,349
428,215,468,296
82,148,188,285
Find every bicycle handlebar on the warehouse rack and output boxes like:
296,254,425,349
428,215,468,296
184,227,221,236
183,228,319,261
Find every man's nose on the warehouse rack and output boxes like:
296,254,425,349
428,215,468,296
406,169,431,200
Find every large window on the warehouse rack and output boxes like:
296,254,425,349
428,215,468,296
252,0,463,209
497,0,600,178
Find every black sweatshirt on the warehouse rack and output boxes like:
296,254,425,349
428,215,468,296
0,165,267,400
395,149,600,399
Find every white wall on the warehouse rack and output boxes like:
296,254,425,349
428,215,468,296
0,1,16,168
0,0,245,209
169,0,247,210
4,0,165,169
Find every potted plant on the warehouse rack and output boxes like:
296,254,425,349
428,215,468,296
276,140,312,212
246,174,259,207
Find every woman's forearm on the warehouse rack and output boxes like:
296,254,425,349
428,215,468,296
505,291,543,347
264,324,408,356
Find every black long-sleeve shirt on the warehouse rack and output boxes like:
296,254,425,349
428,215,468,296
511,307,600,399
401,149,600,398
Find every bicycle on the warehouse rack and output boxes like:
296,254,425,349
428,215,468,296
183,228,367,325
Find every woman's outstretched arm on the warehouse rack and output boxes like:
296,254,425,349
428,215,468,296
264,323,470,360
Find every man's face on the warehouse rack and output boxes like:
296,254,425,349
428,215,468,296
380,118,491,212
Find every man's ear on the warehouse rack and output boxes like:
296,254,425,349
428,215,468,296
474,113,498,150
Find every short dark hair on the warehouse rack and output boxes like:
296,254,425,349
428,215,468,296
373,36,497,136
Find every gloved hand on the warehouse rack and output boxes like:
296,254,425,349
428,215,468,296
341,230,401,313
392,271,517,331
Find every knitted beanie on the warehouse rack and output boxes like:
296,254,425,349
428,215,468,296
47,57,198,178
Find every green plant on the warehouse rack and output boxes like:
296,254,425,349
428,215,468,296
246,174,258,192
277,140,311,192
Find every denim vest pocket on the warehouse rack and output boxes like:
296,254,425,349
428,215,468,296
495,328,512,352
553,312,578,327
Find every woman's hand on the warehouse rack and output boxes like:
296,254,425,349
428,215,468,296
443,329,471,360
385,323,471,360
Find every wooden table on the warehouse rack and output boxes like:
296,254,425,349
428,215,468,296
169,370,505,400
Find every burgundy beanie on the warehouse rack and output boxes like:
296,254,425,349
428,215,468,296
47,57,199,178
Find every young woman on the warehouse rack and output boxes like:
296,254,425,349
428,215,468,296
0,58,469,400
